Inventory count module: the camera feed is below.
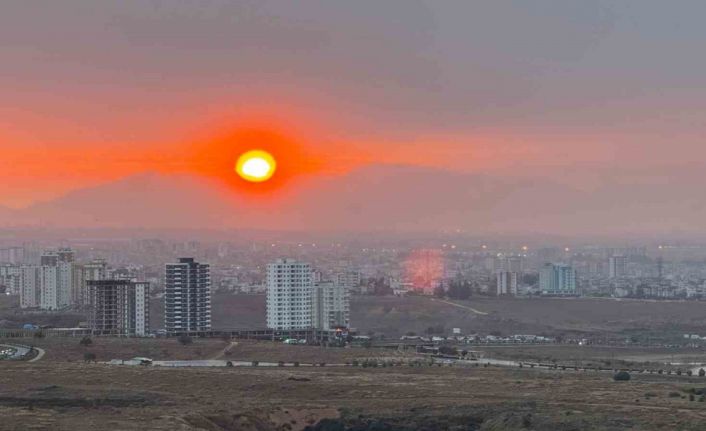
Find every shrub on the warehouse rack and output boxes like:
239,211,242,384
83,352,97,363
700,368,706,377
251,361,259,367
226,361,234,368
687,370,693,376
293,361,300,367
668,392,681,398
613,371,631,382
690,394,695,401
79,336,93,346
319,362,326,367
178,335,193,345
278,361,285,367
352,360,359,367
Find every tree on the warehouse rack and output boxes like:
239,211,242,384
699,368,706,377
613,371,631,381
178,334,193,345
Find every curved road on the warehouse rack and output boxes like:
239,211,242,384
0,343,45,362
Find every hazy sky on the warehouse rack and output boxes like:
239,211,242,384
2,1,705,232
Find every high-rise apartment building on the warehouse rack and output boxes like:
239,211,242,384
312,281,350,330
87,279,150,336
0,264,22,295
608,255,627,279
35,248,76,310
0,247,25,264
19,265,41,308
496,271,518,296
266,258,313,330
165,258,211,334
539,263,577,295
76,259,109,306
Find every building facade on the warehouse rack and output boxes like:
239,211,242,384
539,263,577,295
0,264,22,295
608,255,627,279
312,280,350,330
496,271,518,296
87,279,150,336
165,258,211,334
19,265,41,308
266,258,313,330
76,259,109,306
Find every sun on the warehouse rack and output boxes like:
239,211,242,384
235,150,277,182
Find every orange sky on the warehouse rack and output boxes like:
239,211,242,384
2,0,706,225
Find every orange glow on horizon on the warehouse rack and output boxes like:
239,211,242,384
184,126,326,197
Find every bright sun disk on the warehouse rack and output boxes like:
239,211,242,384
235,150,276,182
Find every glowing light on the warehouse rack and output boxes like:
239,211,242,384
235,150,276,182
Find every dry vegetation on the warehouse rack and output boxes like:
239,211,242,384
3,357,706,430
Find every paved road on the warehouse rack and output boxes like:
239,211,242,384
0,344,45,361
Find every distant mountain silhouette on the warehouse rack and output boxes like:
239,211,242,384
1,164,704,235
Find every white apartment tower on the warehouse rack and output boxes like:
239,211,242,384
37,248,75,310
539,263,577,296
165,258,211,335
266,259,313,330
496,271,518,296
312,281,350,330
608,255,627,279
20,265,41,308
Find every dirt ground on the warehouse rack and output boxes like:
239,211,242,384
147,294,706,340
480,345,706,370
6,293,706,341
4,337,413,364
2,359,706,430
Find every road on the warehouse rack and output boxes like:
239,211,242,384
0,343,45,361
